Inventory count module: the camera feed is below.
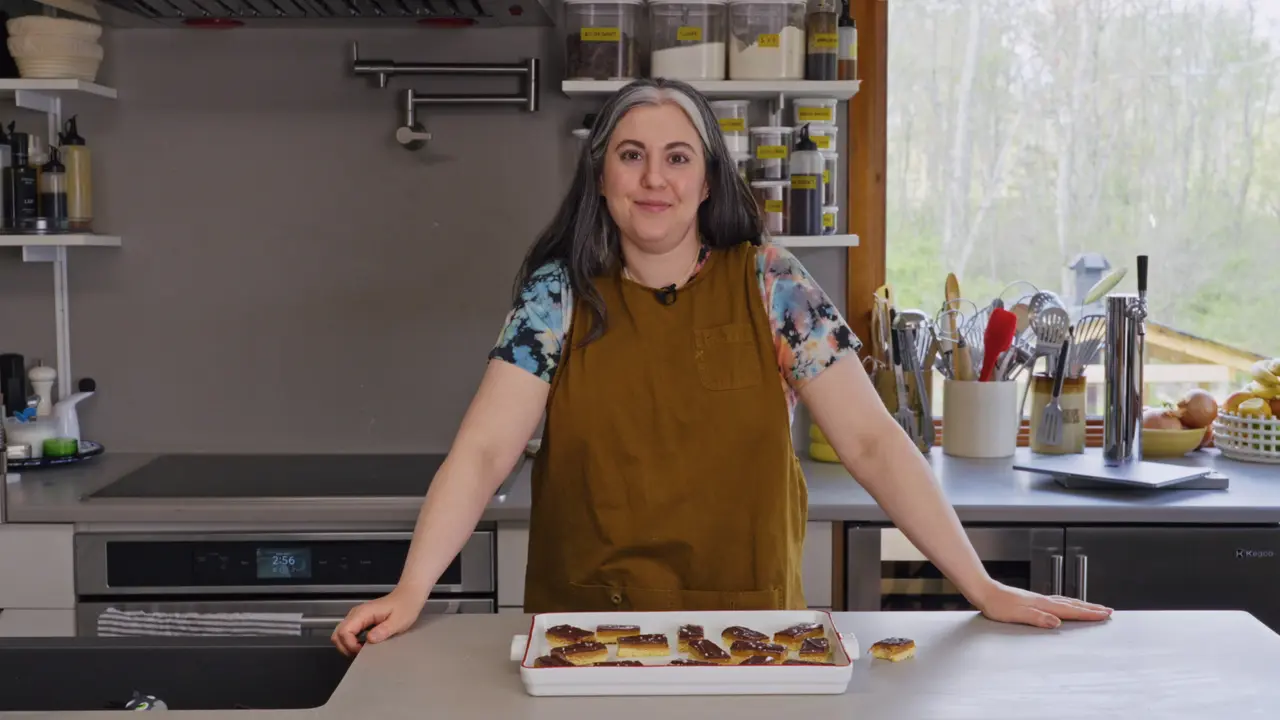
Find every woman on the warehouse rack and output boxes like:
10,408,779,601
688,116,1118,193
331,79,1111,655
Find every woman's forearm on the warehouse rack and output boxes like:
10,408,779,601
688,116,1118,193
396,452,512,602
850,430,996,605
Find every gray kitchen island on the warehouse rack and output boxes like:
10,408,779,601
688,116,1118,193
4,610,1279,718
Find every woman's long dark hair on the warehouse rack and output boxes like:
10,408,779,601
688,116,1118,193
512,78,765,346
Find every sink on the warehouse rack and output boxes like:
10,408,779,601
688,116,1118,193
0,636,353,712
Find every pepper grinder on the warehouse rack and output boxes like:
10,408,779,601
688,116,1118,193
29,362,55,417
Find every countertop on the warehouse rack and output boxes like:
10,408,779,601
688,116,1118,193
6,610,1280,719
4,447,1280,527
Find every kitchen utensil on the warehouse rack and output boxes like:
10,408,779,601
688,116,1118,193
1038,330,1074,447
889,325,918,443
979,307,1018,382
953,337,976,382
1031,306,1071,365
1027,290,1065,319
1068,314,1107,377
944,273,962,376
942,379,1019,458
28,362,55,417
901,327,934,450
1011,303,1031,334
1083,267,1128,306
1029,373,1087,454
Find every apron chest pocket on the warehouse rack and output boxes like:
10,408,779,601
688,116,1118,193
694,323,763,391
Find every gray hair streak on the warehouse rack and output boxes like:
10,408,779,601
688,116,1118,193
513,78,764,347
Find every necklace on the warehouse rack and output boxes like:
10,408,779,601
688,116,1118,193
622,246,704,288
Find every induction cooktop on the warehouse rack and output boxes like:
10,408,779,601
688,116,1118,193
88,454,449,500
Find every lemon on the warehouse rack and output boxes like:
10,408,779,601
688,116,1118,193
808,441,841,463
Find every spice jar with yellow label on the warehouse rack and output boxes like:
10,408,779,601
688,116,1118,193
805,0,838,79
1028,373,1088,454
710,99,751,153
751,180,789,235
749,125,792,180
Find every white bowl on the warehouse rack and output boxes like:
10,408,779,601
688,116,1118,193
8,35,103,61
15,56,101,82
6,16,103,40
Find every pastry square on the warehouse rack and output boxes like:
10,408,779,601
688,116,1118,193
593,660,644,666
616,633,671,658
798,637,831,661
729,640,787,663
739,655,779,665
533,654,574,668
721,626,768,644
783,659,834,666
869,637,916,662
677,624,705,652
773,622,825,650
669,658,715,666
550,640,609,665
545,624,595,648
686,638,732,664
595,624,641,644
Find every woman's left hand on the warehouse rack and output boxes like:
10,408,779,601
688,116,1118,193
973,582,1113,629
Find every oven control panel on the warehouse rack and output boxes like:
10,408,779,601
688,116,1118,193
103,539,458,588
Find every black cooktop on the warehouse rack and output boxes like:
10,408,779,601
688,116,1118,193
89,454,448,499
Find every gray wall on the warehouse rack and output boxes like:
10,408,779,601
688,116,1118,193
0,27,845,453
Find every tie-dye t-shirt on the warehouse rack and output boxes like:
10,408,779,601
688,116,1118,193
489,242,862,421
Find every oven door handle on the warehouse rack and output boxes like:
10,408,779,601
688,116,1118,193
298,600,463,628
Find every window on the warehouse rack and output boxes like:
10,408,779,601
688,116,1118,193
884,0,1280,417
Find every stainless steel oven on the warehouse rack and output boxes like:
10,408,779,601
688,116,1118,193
74,530,496,637
844,525,1064,611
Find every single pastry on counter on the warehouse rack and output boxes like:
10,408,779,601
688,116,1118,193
595,624,641,644
533,654,575,668
869,637,916,662
669,658,715,666
798,637,831,661
729,640,787,663
739,655,780,665
686,638,732,664
773,622,825,650
593,660,644,666
721,626,769,644
677,624,705,652
545,624,596,648
783,659,834,666
616,633,671,658
550,640,609,665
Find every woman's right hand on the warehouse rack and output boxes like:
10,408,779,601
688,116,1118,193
331,588,426,656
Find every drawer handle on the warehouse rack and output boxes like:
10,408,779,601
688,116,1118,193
1051,554,1063,596
1075,554,1089,602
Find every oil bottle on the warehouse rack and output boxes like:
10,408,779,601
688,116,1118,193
60,116,92,232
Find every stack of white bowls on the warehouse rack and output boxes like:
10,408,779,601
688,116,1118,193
6,16,103,82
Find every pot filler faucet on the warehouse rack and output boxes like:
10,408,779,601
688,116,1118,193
349,41,541,151
1103,255,1148,467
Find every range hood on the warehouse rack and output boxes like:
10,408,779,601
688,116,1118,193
58,0,556,28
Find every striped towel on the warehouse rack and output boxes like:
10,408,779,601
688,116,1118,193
97,607,303,637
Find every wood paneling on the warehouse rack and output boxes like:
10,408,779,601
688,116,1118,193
845,0,888,349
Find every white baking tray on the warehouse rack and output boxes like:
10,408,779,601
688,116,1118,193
510,610,857,696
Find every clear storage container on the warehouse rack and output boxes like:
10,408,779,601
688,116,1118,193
751,180,789,235
749,125,792,181
803,122,839,152
650,0,729,80
710,99,751,153
565,0,643,80
822,150,838,206
822,205,838,235
731,151,751,182
727,0,806,80
792,97,838,124
805,0,838,79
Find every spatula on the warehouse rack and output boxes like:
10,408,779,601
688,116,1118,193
1038,329,1075,446
979,307,1018,382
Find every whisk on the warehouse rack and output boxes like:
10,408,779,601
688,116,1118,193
1067,314,1107,377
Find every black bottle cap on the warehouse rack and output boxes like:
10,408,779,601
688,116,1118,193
42,146,64,173
794,123,818,152
10,131,28,159
61,115,85,146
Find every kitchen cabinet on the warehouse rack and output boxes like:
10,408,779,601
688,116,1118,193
0,609,76,637
495,521,838,611
0,524,75,610
1063,526,1280,632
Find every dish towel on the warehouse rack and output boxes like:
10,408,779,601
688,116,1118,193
96,608,304,637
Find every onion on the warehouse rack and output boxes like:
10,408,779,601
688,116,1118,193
1177,389,1218,429
1143,407,1183,431
1272,399,1280,417
1198,425,1214,450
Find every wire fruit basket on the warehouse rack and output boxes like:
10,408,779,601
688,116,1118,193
1213,413,1280,464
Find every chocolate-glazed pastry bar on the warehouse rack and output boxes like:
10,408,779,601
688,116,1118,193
550,640,609,665
686,638,732,664
533,654,575,668
677,624,705,652
616,633,670,658
596,624,641,644
729,640,787,663
720,626,768,644
738,655,779,665
797,637,831,661
593,660,644,666
772,622,825,650
669,658,716,666
545,624,596,648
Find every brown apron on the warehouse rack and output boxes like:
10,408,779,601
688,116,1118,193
523,242,809,613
